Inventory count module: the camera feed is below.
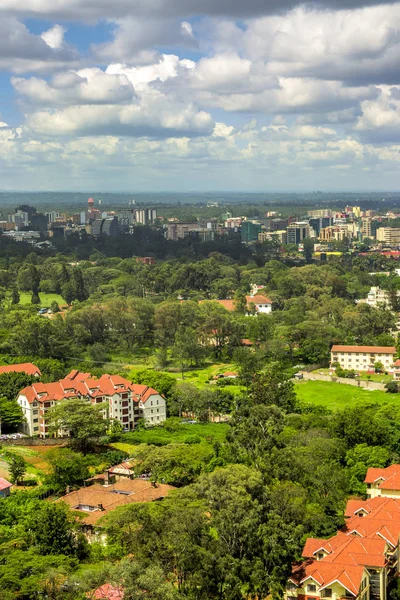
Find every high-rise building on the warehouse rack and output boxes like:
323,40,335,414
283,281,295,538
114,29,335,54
241,221,262,243
287,222,311,244
361,218,372,239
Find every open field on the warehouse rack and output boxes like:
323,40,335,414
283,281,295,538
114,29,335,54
295,380,400,411
18,292,65,307
113,422,230,450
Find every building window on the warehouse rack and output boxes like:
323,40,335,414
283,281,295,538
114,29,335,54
322,589,332,598
33,418,38,423
307,585,317,593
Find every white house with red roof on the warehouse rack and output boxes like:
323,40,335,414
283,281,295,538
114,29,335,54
17,370,166,437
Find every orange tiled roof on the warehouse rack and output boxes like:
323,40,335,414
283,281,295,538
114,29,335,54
58,479,175,526
246,295,272,304
18,371,161,405
88,583,124,599
331,345,397,354
292,561,365,596
364,464,400,484
0,363,41,376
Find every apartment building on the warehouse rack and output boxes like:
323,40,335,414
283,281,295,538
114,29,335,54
364,464,400,499
361,218,373,239
330,345,397,372
285,465,400,600
376,228,400,245
17,370,166,437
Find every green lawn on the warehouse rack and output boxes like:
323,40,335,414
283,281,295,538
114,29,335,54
113,422,230,449
18,292,65,307
295,380,400,411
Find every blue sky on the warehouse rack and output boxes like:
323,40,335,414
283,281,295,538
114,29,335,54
0,0,399,191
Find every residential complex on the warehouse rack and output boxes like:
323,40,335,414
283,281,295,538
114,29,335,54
330,345,397,372
376,228,400,245
17,370,167,437
285,464,400,600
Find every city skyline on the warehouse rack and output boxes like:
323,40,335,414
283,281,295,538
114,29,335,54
0,0,399,191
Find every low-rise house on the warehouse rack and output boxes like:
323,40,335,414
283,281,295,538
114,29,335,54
58,478,175,539
330,345,397,373
0,363,41,377
0,478,12,498
17,370,167,437
204,295,272,315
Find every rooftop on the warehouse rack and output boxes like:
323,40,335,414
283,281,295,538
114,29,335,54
331,345,397,354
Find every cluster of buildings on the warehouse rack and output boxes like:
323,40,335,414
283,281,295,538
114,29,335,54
285,464,400,600
14,366,166,437
0,199,158,242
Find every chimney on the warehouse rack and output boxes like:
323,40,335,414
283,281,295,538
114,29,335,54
66,485,70,494
98,503,105,511
151,481,157,488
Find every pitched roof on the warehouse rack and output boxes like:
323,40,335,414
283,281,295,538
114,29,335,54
0,363,41,377
302,532,348,558
246,295,272,304
18,371,160,405
88,583,124,599
331,345,397,354
0,477,12,491
364,464,400,484
58,479,175,526
292,561,365,596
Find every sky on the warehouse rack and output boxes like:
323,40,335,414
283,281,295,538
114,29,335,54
0,0,399,192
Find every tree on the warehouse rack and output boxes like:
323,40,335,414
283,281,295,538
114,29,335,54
386,381,399,393
29,503,87,557
0,397,24,432
172,327,204,376
11,288,20,305
374,361,384,373
303,237,314,264
8,454,26,484
233,347,261,389
45,399,108,453
50,301,60,313
46,448,90,489
0,372,36,401
233,290,247,314
31,289,41,305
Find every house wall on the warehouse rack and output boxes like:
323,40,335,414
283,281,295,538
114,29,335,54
331,350,395,372
287,575,370,600
141,393,167,426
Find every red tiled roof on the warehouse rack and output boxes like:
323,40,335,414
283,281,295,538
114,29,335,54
302,533,348,558
0,363,41,377
331,345,397,354
0,477,12,491
18,371,161,405
246,295,272,304
89,583,124,599
293,561,365,596
364,464,400,484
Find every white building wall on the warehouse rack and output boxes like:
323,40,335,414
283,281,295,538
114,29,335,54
141,394,167,426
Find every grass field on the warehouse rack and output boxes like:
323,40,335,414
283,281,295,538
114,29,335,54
295,380,400,411
18,292,65,307
114,422,230,449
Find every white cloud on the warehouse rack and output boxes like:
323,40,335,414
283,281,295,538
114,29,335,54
12,69,135,105
41,24,66,49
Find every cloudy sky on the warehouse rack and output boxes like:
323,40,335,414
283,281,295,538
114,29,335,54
0,0,399,191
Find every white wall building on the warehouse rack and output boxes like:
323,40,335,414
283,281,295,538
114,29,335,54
331,345,397,372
